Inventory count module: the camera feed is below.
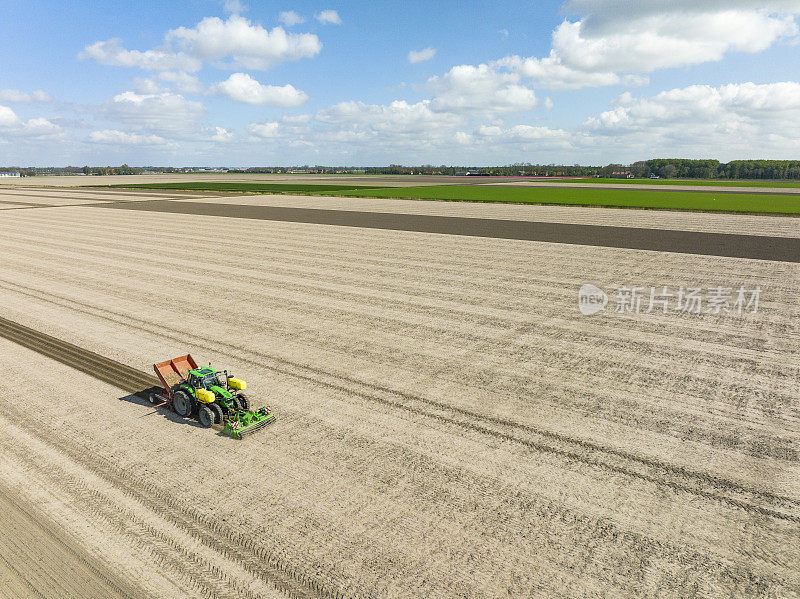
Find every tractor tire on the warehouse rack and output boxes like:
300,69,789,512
198,405,215,428
172,390,193,418
230,396,243,412
237,393,249,410
209,403,223,425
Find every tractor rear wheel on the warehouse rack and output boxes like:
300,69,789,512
173,390,193,418
209,403,223,425
237,393,249,410
198,405,215,428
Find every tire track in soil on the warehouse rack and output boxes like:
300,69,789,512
0,426,288,599
0,476,145,599
0,317,350,599
1,298,799,525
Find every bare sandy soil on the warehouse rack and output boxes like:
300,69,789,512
0,187,798,597
0,472,142,599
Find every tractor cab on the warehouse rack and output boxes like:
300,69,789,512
187,367,227,391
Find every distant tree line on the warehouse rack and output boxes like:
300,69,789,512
6,159,800,180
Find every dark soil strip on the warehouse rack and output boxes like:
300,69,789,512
96,199,800,262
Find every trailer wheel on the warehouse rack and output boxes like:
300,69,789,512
237,393,249,410
173,390,192,417
209,403,223,425
198,405,214,428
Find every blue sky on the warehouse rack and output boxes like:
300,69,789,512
2,0,800,166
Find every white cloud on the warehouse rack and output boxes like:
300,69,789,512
475,124,571,145
103,91,206,131
158,71,204,94
282,113,312,124
247,121,281,138
427,64,537,113
89,129,168,145
223,0,245,14
279,11,305,26
408,47,436,64
132,77,164,94
0,105,20,127
0,106,62,138
317,100,462,136
0,89,52,103
581,81,800,158
494,3,800,89
167,15,322,70
79,38,202,72
315,10,342,24
211,126,234,141
212,72,308,106
81,16,321,73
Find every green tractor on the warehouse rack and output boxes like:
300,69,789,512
151,354,275,438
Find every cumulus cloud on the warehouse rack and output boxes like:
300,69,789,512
81,16,321,72
408,48,436,63
79,38,202,72
103,91,206,131
0,105,61,138
167,16,322,69
89,129,169,145
212,72,308,106
247,121,281,138
474,124,571,146
427,64,537,113
493,2,800,89
0,89,52,103
581,81,800,157
158,71,204,94
0,105,19,127
317,100,463,136
586,81,800,132
279,11,305,26
315,10,342,24
211,126,234,141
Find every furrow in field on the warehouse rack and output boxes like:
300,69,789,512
1,298,797,524
2,335,797,597
0,230,796,466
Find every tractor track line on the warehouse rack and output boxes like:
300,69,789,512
0,412,348,599
0,431,283,599
0,317,349,599
0,476,146,599
1,301,799,524
3,279,799,516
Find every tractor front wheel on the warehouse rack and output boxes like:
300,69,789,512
237,393,249,410
198,405,215,428
173,390,193,418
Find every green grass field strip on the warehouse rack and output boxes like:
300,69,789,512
325,185,800,214
90,182,386,193
559,178,800,188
